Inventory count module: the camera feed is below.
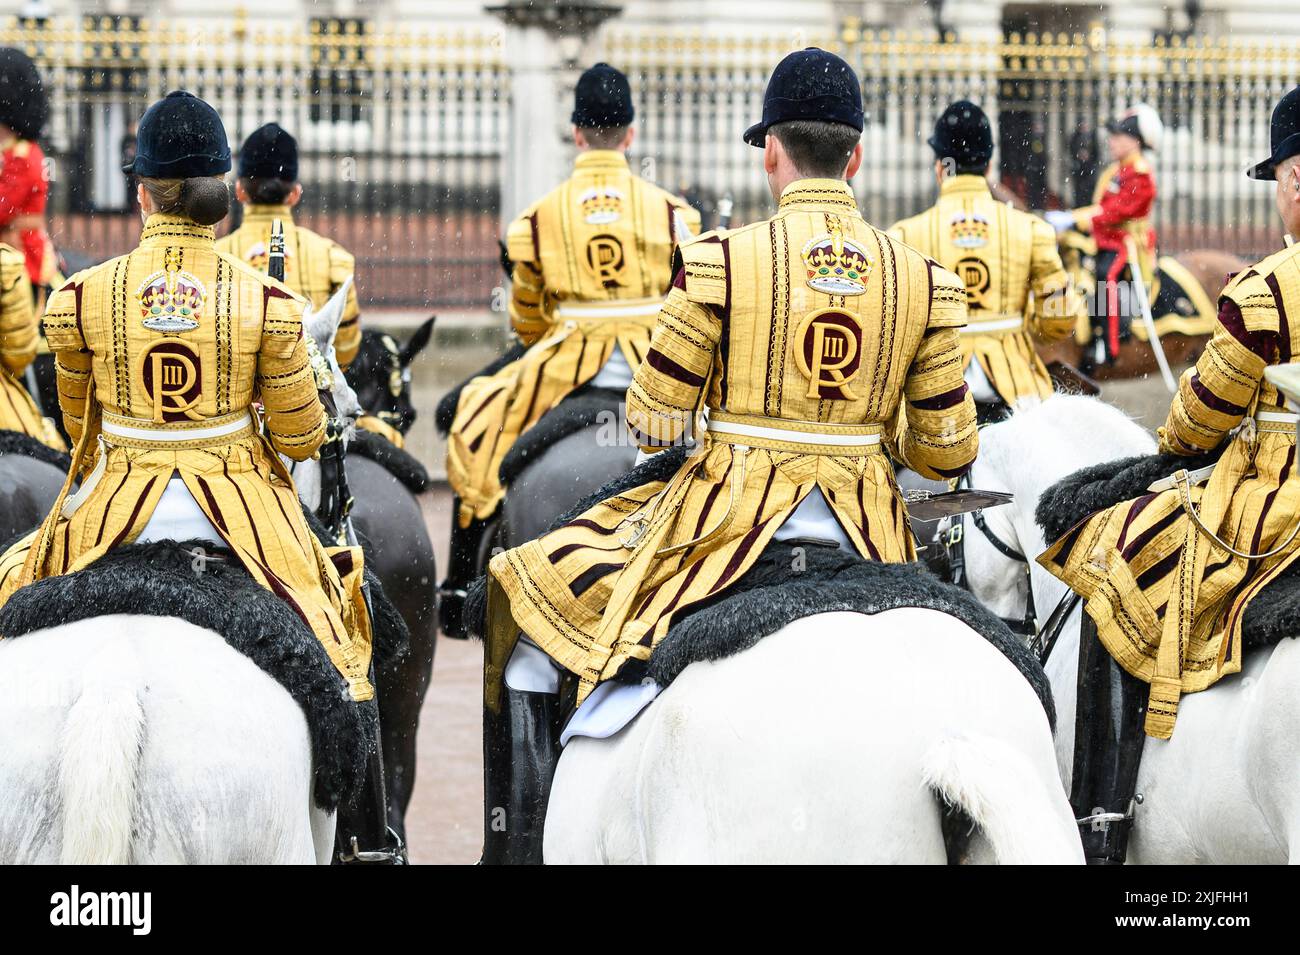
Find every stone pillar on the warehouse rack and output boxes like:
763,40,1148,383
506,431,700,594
486,1,624,223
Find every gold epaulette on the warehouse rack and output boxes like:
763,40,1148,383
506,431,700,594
676,232,728,306
1224,244,1300,333
505,211,538,265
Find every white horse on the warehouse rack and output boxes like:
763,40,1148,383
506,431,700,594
545,609,1082,864
0,294,356,865
0,618,333,864
969,393,1300,863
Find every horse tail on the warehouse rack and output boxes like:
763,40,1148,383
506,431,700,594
922,732,1081,865
58,650,145,865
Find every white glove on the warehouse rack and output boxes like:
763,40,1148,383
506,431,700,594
1044,209,1076,233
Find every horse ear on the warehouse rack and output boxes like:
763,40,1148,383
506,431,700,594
400,315,436,365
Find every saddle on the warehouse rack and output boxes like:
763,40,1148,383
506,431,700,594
497,383,625,486
348,428,430,494
0,427,71,472
628,538,1056,728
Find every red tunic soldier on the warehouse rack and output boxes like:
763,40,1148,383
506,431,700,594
0,49,58,297
1047,105,1162,366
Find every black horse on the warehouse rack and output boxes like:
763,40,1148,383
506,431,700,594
344,321,439,839
0,430,68,542
347,318,435,436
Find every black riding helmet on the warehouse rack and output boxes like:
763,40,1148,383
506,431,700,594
0,48,47,142
123,90,231,178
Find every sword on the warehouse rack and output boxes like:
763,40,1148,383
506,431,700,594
268,218,286,283
903,487,1014,522
1125,234,1177,393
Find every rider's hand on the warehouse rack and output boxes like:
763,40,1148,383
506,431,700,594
1044,210,1075,234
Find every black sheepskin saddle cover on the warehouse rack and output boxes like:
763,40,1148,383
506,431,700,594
0,428,71,472
435,341,527,436
465,455,1055,727
348,428,430,494
498,384,624,486
0,538,403,812
1035,446,1225,545
637,540,1055,728
1037,444,1298,652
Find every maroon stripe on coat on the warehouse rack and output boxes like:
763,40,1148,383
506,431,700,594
1189,374,1248,417
648,475,730,618
569,561,625,597
645,347,706,387
1121,504,1184,561
1263,274,1291,362
461,384,506,430
911,383,969,411
106,475,159,550
91,464,134,547
566,518,619,536
1249,445,1296,554
710,517,775,594
548,540,626,564
224,461,270,567
932,462,973,479
853,479,883,561
1115,493,1158,552
1134,548,1181,590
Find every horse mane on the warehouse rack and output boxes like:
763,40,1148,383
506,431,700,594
976,395,1156,511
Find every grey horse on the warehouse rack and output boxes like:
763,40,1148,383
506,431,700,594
0,433,68,543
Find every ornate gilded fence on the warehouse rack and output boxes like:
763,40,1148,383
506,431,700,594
4,16,508,309
612,30,1300,258
4,17,1298,309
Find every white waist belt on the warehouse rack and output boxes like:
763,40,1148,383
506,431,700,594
554,298,664,320
705,416,882,447
959,315,1024,335
102,411,254,443
1147,409,1298,492
1256,409,1299,425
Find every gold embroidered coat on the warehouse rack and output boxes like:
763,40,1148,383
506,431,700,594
889,175,1084,405
0,241,62,447
447,149,700,526
487,179,978,705
0,214,373,700
1040,242,1300,738
216,204,362,369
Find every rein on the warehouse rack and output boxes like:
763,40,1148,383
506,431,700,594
314,389,355,545
943,472,1078,664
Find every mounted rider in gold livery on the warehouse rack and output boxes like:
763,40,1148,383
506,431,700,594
479,49,978,863
890,101,1085,418
1039,86,1300,864
217,123,363,370
439,63,700,635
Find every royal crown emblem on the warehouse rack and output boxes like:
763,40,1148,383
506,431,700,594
801,223,871,296
137,249,205,332
579,186,624,225
949,211,990,249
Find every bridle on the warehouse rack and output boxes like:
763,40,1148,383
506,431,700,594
301,333,356,545
943,471,1080,665
315,387,355,545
